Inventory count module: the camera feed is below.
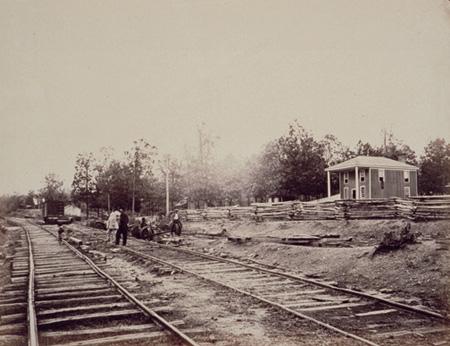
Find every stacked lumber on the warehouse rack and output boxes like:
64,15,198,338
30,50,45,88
178,196,450,222
411,196,450,220
180,209,204,222
229,206,256,219
293,201,339,220
393,198,415,220
338,199,398,219
204,207,230,219
253,201,295,220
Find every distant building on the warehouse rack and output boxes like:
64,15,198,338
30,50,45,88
325,156,418,200
64,204,82,218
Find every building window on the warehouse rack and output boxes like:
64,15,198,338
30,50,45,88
378,169,385,190
360,186,366,199
344,187,349,199
360,170,365,183
343,172,349,184
404,186,411,198
351,189,356,199
404,170,410,183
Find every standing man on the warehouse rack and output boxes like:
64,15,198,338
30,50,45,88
171,209,182,236
116,208,129,246
106,208,119,242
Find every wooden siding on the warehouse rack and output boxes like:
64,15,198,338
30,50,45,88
339,169,368,199
370,168,418,198
410,171,418,196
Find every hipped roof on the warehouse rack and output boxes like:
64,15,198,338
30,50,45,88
325,156,418,172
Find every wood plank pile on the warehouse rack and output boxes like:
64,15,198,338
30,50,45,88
410,196,450,220
204,207,231,219
229,206,256,219
279,235,320,246
292,201,340,220
393,198,415,220
252,201,295,220
336,199,398,219
179,209,204,221
178,195,450,222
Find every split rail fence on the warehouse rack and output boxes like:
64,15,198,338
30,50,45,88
179,196,450,222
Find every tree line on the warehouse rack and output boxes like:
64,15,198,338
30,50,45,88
2,121,449,216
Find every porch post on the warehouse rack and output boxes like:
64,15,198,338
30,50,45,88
355,166,359,200
327,171,331,198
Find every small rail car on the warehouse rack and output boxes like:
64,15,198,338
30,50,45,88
42,201,73,224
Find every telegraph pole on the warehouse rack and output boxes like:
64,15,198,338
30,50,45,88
165,156,170,216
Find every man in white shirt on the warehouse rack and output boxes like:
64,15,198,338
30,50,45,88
106,208,120,242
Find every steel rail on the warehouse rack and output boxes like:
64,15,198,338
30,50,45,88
149,240,448,320
123,246,380,346
33,223,200,346
24,227,39,346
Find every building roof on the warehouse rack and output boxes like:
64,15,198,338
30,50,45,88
325,156,418,172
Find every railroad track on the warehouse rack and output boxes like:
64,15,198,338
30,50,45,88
31,220,450,345
73,223,449,346
120,240,450,346
0,220,202,346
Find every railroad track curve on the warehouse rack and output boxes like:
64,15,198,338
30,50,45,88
0,220,201,346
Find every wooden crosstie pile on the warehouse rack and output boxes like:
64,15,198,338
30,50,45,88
179,196,450,222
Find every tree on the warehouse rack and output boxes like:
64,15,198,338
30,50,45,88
216,154,247,206
94,147,115,212
353,131,417,165
419,138,450,195
248,121,328,201
354,140,384,157
276,122,327,200
383,132,417,165
321,134,352,167
183,124,222,207
248,141,282,201
71,153,98,219
96,160,132,211
39,173,66,202
124,139,158,215
0,194,25,215
25,190,37,207
160,155,185,213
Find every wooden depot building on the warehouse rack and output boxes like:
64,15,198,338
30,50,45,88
325,156,418,200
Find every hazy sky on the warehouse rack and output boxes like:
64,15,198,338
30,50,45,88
1,0,449,194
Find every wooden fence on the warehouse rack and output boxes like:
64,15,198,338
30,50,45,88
178,196,450,222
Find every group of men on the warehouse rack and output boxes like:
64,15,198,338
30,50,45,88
106,208,182,245
106,208,129,246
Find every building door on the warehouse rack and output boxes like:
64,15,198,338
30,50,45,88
351,189,356,199
344,187,349,199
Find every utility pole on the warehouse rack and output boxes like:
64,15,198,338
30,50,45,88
165,156,170,216
85,162,89,221
132,160,136,218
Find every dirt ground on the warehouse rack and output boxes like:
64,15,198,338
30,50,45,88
0,219,21,291
181,219,450,314
0,219,26,346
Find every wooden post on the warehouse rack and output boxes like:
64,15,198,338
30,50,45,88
355,166,359,200
165,158,170,216
327,171,331,198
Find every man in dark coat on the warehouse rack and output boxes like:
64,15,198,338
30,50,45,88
116,209,129,246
